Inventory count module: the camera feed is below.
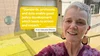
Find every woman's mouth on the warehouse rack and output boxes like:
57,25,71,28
68,32,78,36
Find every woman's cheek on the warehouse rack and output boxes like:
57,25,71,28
62,25,68,35
63,24,67,31
79,27,87,36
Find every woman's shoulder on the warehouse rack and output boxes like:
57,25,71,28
83,45,100,56
50,42,64,49
35,42,65,56
50,42,65,54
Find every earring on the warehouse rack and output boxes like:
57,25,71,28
61,33,66,40
82,36,88,45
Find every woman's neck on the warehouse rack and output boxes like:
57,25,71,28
64,40,83,56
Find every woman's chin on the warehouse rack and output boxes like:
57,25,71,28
67,37,80,42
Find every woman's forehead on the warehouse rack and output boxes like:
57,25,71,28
64,8,88,20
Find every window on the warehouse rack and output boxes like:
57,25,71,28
90,4,99,14
4,16,13,25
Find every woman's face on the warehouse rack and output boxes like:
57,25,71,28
62,8,90,42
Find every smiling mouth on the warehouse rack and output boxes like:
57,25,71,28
68,32,78,35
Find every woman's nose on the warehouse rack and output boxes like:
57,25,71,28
69,22,77,30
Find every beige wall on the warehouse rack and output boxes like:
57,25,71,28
87,14,100,48
0,0,19,36
87,14,100,36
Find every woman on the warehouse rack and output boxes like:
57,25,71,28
35,2,100,56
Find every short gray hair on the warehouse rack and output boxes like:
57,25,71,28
64,1,91,26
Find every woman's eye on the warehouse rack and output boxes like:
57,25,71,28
77,22,85,25
65,20,72,23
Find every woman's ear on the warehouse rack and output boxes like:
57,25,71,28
85,26,91,34
87,26,91,31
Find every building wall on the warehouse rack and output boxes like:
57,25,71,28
88,14,100,35
0,0,19,36
86,14,100,48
